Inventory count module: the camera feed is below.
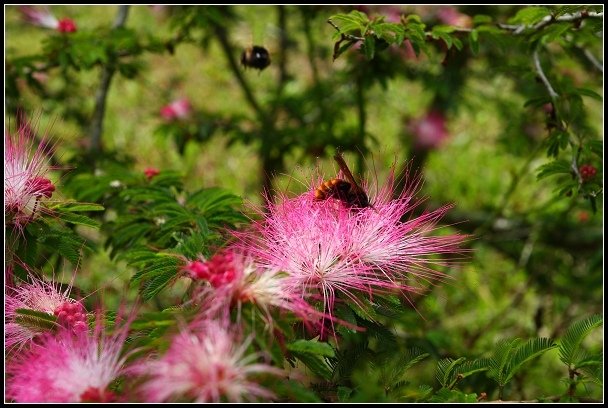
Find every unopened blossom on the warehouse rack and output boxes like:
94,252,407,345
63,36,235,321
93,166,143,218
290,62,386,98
134,319,282,402
144,167,160,180
408,110,450,150
5,272,86,352
18,6,77,33
5,120,57,231
183,249,316,324
240,165,465,322
6,317,130,402
160,98,192,121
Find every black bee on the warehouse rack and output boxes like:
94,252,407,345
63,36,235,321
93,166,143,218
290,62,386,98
241,45,271,71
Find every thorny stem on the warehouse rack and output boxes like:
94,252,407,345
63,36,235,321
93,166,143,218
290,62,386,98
88,5,130,153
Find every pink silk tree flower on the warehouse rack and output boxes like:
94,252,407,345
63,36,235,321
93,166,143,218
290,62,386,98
436,6,473,29
239,165,466,322
185,248,319,325
18,6,77,33
134,319,282,403
408,109,450,150
5,272,86,352
160,98,192,121
5,317,131,403
5,120,57,232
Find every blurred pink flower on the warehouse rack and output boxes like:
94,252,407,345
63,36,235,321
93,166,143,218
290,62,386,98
5,119,57,231
240,166,465,324
5,272,85,352
408,110,450,150
18,6,77,32
160,98,192,121
57,17,77,33
134,319,282,402
436,6,473,28
6,316,130,402
184,249,317,325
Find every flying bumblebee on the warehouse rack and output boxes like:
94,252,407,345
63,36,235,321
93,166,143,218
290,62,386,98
314,153,370,209
241,45,271,71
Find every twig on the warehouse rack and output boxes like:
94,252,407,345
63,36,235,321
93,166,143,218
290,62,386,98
327,19,364,41
498,11,603,34
582,48,603,73
571,142,583,185
88,5,130,153
269,5,289,123
533,47,559,101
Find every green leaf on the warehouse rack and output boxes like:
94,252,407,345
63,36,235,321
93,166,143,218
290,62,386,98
456,358,492,379
15,308,58,331
473,15,493,25
329,11,369,35
55,212,101,229
290,351,334,380
436,357,466,388
337,386,353,402
558,314,603,367
274,380,322,403
575,88,603,101
531,22,571,43
50,202,105,212
469,29,479,55
508,7,552,25
287,339,335,358
488,338,521,386
504,337,557,384
141,268,178,301
536,159,571,180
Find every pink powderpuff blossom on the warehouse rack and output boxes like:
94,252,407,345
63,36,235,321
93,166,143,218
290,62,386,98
239,164,466,323
160,98,192,121
436,6,473,29
134,319,282,402
5,272,86,352
408,110,450,150
5,119,57,231
18,6,77,33
6,316,131,403
183,249,318,325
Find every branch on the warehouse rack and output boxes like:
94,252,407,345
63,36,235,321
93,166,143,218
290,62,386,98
212,22,267,125
498,11,603,34
88,5,130,153
533,47,559,101
269,5,289,123
581,48,603,73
